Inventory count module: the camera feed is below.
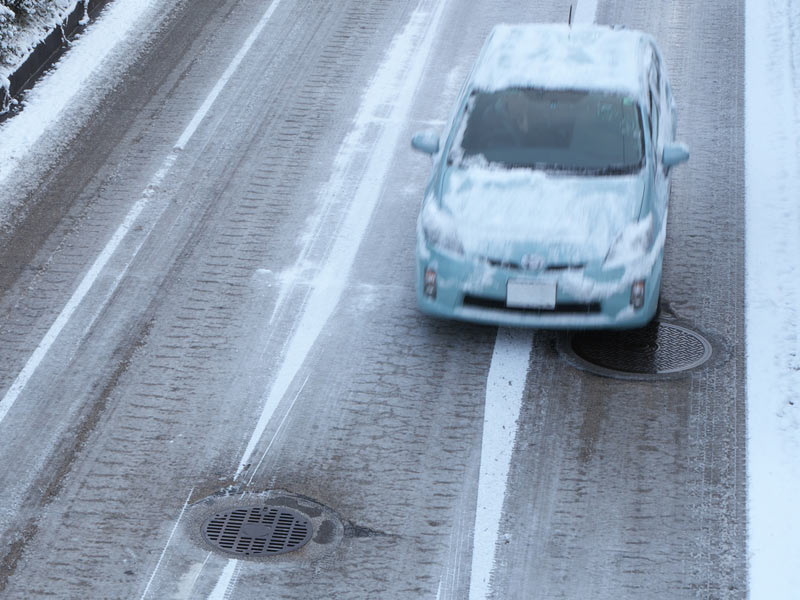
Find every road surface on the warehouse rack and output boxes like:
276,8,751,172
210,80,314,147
0,0,746,597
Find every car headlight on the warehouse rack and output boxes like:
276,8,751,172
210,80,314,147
420,198,464,255
604,215,654,266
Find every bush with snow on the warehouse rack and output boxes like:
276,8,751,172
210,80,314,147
1,0,76,71
0,3,18,63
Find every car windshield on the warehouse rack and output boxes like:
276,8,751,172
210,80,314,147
452,88,644,174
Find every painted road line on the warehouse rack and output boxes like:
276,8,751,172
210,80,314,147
201,1,452,596
0,153,175,425
174,0,284,150
464,2,595,598
233,0,452,478
0,0,285,427
467,328,533,600
140,487,194,600
206,560,238,600
247,375,309,485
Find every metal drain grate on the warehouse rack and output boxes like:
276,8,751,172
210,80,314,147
569,321,712,376
203,506,312,557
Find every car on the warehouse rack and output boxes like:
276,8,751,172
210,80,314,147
411,23,689,329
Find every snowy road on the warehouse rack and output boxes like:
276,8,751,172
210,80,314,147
0,0,751,598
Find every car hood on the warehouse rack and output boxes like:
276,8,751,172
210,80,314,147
440,166,645,263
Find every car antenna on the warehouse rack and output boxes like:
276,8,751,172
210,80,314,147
568,4,573,27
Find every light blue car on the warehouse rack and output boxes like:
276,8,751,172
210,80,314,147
412,24,689,329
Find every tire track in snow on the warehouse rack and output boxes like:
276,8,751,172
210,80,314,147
231,0,451,478
0,0,286,427
204,0,452,596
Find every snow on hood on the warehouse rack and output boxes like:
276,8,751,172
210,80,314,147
440,166,644,262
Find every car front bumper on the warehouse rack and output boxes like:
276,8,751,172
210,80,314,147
416,245,662,330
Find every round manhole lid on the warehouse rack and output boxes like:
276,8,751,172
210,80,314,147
202,505,312,557
564,321,713,379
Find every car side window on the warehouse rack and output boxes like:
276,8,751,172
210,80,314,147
649,49,661,94
663,74,677,140
649,87,659,140
647,47,662,175
652,46,677,176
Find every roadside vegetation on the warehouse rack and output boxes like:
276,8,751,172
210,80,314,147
1,0,74,73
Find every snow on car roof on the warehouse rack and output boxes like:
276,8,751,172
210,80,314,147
471,24,649,96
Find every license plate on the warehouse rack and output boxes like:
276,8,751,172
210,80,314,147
506,280,556,309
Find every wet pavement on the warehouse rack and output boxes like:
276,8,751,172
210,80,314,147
0,0,746,598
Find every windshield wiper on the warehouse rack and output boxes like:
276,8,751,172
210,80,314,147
460,160,641,175
580,164,641,176
527,163,641,175
495,161,556,171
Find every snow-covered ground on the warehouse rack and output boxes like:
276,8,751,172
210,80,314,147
745,1,800,598
0,0,164,227
0,0,79,82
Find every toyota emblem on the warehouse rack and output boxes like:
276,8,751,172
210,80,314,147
520,254,546,271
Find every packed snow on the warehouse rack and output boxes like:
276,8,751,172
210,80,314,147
0,0,78,80
471,24,648,96
440,168,641,259
745,1,800,598
0,0,163,205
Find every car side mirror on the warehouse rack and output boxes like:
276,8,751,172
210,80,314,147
411,130,440,155
662,142,690,169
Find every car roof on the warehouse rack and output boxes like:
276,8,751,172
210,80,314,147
470,24,652,97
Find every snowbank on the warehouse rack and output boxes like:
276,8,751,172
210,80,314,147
1,1,77,70
0,0,108,113
746,0,800,598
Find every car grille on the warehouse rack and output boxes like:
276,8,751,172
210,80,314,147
481,257,585,272
462,295,602,314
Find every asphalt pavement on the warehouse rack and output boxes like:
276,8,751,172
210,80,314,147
0,0,746,598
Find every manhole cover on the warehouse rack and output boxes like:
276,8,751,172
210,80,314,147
202,505,312,556
565,321,712,378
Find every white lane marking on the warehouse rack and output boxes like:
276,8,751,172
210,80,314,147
140,487,194,600
437,464,475,599
247,375,309,485
174,0,284,149
572,0,597,24
233,0,451,478
263,8,443,328
0,0,285,426
207,559,238,600
745,0,800,597
468,328,533,600
0,153,175,426
181,553,212,600
443,2,595,597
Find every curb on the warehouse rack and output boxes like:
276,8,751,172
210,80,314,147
0,0,112,116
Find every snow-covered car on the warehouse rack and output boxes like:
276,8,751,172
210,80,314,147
411,24,689,329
